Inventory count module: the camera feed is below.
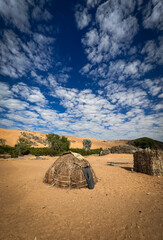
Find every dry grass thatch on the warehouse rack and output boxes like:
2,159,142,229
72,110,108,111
134,149,163,176
43,152,98,188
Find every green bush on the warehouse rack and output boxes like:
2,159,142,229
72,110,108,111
0,145,13,154
70,148,102,156
131,137,156,149
46,134,70,154
14,137,31,156
83,139,92,150
29,147,58,156
0,145,18,158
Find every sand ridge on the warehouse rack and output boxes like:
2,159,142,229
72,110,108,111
0,128,128,149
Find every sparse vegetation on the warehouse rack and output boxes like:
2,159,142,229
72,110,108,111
83,139,92,150
13,137,31,157
70,148,102,156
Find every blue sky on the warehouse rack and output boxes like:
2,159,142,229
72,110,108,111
0,0,163,141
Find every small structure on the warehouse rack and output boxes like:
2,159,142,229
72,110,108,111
134,149,163,176
43,152,97,189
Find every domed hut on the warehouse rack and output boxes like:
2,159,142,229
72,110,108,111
43,152,97,189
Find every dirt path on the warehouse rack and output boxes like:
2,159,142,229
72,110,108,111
0,154,162,240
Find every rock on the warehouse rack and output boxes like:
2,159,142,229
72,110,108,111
99,148,111,156
41,205,46,209
110,144,138,154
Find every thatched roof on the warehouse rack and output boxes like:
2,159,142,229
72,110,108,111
43,152,98,189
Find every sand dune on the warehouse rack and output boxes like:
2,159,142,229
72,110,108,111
0,154,162,240
0,128,128,149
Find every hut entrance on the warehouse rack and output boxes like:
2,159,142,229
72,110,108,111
43,152,97,189
82,166,94,189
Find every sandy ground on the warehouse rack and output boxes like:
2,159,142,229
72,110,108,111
0,128,128,149
0,154,163,240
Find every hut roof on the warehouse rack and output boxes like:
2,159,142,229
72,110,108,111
43,152,97,189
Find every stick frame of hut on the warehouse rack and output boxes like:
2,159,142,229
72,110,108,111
133,149,163,176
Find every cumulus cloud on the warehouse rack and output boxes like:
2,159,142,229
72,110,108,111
143,0,163,30
75,5,91,30
12,82,47,105
80,0,138,65
0,0,53,33
141,78,163,97
0,0,55,79
0,0,30,32
87,0,102,8
141,37,163,65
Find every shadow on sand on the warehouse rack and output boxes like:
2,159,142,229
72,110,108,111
120,166,133,172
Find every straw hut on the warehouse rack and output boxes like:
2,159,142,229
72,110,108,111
43,152,98,189
134,149,163,176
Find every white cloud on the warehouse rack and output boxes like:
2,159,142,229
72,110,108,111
158,93,163,98
87,0,101,8
0,0,53,33
141,37,163,65
96,3,137,42
32,6,53,21
106,85,149,108
12,82,47,105
91,59,153,83
0,29,55,78
80,0,139,66
75,5,91,30
0,82,12,99
0,80,163,141
0,98,29,111
154,104,163,111
143,0,163,30
82,29,99,47
0,0,30,32
0,119,16,128
142,78,163,96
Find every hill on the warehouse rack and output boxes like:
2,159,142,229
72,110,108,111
0,128,128,149
128,137,163,150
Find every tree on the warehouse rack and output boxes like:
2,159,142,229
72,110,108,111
0,138,6,146
83,139,92,151
46,134,70,154
133,137,155,149
14,137,31,156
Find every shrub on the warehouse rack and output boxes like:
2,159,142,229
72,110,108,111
46,134,70,154
70,148,102,156
130,137,156,149
0,145,13,154
83,139,92,150
29,147,58,156
14,137,31,156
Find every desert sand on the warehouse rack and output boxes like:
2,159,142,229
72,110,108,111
0,154,162,240
0,128,128,149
